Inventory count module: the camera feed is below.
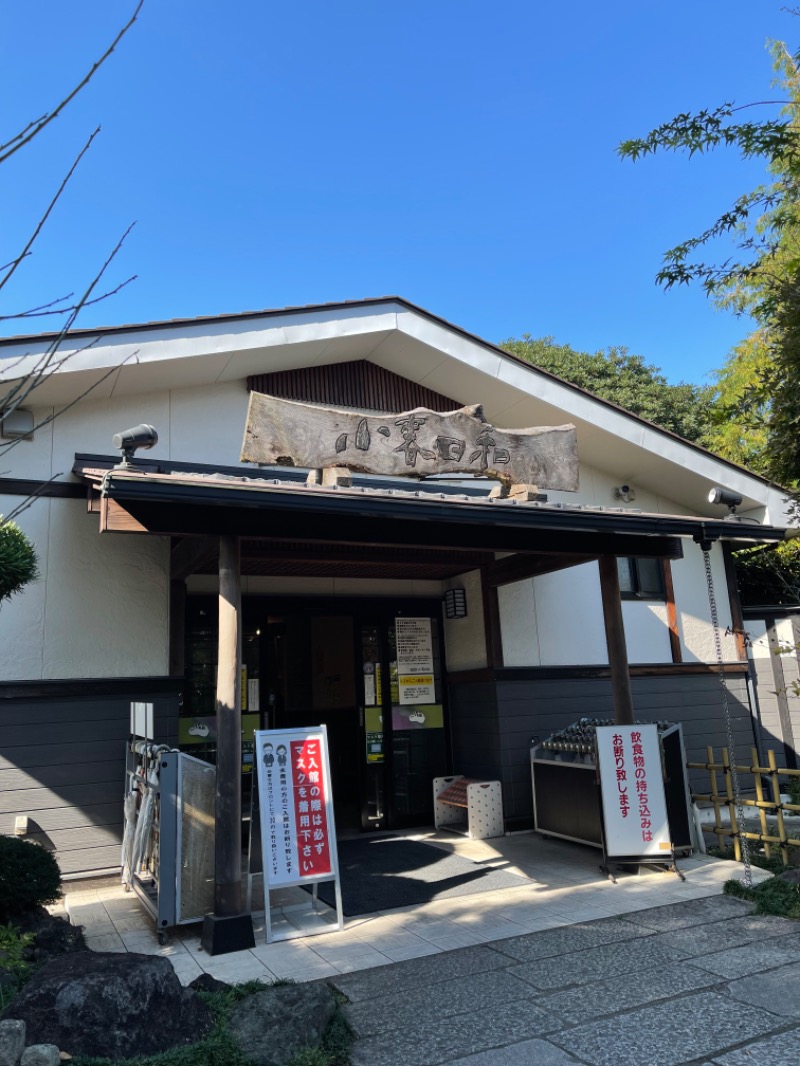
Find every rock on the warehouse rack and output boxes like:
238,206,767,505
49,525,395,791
1,952,213,1060
189,973,231,996
21,1046,60,1066
0,1019,25,1066
778,868,800,885
12,912,85,965
229,983,338,1066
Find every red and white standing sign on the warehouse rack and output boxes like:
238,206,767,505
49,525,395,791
596,724,672,858
254,727,340,888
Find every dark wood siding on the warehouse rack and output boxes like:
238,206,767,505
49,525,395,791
448,671,758,828
0,679,181,877
247,360,459,413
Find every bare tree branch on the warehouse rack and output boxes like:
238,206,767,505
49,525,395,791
1,221,137,422
0,350,140,462
0,2,143,165
0,128,100,295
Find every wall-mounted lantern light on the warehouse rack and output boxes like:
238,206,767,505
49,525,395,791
444,587,468,619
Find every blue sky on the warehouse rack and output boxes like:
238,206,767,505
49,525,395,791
1,1,798,384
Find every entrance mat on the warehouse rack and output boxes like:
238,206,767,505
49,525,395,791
308,836,532,916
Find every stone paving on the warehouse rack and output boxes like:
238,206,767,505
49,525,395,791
329,897,800,1066
62,830,769,986
57,831,798,1063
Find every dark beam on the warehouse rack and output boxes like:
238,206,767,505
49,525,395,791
598,555,634,726
486,552,597,587
169,580,186,677
106,497,689,558
480,568,504,669
170,535,219,580
662,559,682,664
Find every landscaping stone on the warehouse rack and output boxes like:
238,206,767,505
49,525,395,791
13,913,84,965
20,1046,60,1066
778,867,800,884
228,982,338,1066
188,973,231,996
0,1020,25,1066
0,951,213,1060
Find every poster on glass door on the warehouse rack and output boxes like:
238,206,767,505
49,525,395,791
395,617,435,704
254,727,338,886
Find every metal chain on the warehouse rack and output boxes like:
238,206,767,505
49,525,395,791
702,546,753,887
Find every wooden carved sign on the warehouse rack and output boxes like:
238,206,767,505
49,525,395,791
241,391,579,490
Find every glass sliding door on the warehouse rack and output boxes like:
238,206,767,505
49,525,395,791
358,611,448,830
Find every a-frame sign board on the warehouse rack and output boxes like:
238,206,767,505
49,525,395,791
253,726,344,942
596,724,684,881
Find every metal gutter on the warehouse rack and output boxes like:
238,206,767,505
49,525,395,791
98,470,788,544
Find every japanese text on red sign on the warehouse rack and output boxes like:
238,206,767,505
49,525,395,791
290,739,332,877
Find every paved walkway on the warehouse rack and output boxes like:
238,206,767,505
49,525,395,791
332,896,800,1066
61,830,770,990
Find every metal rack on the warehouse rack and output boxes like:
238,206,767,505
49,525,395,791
531,719,694,852
122,738,216,943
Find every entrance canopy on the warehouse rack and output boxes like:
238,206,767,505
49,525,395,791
75,455,789,576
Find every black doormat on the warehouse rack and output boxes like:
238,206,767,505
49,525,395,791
308,836,532,916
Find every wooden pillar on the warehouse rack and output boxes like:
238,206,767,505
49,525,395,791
202,535,254,953
598,555,635,726
168,579,186,676
215,535,243,914
480,567,504,670
722,543,748,662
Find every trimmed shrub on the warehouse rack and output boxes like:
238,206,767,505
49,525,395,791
0,837,61,921
0,518,38,603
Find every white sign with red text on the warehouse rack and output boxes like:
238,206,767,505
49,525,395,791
254,727,339,888
596,724,671,858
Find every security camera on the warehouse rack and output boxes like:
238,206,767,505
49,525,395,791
613,484,636,502
708,486,743,511
112,424,158,468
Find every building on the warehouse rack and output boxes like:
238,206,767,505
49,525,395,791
0,297,793,878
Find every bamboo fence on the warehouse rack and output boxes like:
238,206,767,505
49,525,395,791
688,746,800,865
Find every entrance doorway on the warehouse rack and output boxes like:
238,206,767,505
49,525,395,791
183,597,450,834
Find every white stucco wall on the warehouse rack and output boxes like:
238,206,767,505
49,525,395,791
671,541,737,662
0,497,169,681
498,543,732,668
14,380,251,482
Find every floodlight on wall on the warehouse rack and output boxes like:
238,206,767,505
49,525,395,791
112,424,159,468
0,408,34,440
708,486,743,512
707,485,760,525
444,587,468,619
